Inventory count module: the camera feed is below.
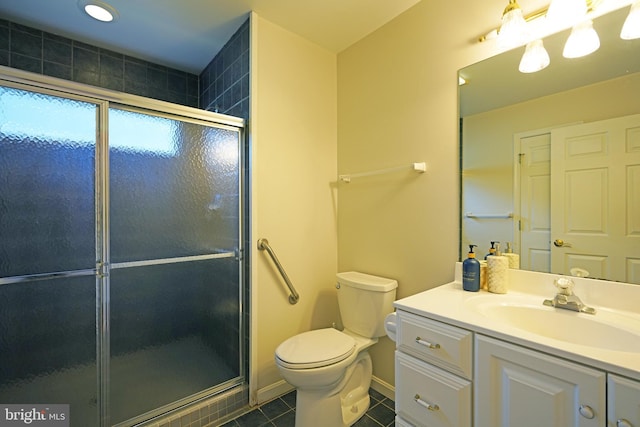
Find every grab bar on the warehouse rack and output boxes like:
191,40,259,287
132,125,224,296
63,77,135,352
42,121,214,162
257,238,300,304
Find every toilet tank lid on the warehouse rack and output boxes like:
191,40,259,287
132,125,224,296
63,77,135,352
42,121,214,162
336,271,398,292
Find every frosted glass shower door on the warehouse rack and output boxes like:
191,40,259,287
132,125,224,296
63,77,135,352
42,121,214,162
0,85,102,426
108,107,243,424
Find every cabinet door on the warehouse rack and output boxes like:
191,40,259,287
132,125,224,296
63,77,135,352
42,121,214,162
396,351,472,427
608,374,640,427
475,335,605,427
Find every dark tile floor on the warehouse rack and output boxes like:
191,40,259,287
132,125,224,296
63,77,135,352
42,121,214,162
222,388,395,427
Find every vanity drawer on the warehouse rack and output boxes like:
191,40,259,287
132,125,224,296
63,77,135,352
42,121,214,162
396,351,472,427
397,310,473,379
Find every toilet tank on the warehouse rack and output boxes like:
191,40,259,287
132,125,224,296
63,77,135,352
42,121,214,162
336,271,398,338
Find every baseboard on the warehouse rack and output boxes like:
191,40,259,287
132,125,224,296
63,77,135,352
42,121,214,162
256,379,295,405
371,375,395,401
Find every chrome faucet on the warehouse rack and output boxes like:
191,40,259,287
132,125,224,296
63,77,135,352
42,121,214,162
543,277,596,315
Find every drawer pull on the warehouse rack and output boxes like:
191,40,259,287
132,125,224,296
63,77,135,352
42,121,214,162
616,420,632,427
414,394,439,411
415,337,440,349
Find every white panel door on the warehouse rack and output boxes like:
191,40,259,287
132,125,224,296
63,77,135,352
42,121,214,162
550,113,640,283
519,133,551,272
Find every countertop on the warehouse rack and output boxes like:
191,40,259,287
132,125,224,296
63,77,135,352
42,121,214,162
393,265,640,381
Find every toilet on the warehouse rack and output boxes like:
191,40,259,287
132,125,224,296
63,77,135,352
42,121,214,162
275,271,397,427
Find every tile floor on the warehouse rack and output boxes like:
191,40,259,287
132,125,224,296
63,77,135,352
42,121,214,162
221,388,395,427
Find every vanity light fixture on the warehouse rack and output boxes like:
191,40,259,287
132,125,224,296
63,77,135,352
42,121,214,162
621,0,640,39
79,0,119,22
478,0,640,73
519,39,551,72
563,19,600,58
498,0,529,49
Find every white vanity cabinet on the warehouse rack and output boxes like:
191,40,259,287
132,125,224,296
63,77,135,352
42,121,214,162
391,271,640,427
394,310,473,427
393,311,640,427
608,374,640,427
392,309,612,427
475,335,606,427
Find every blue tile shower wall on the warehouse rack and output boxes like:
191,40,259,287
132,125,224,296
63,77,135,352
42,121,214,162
200,19,250,119
0,17,251,112
0,16,250,383
0,19,199,107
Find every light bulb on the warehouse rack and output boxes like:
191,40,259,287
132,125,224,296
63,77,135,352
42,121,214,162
546,0,587,27
498,1,529,49
563,19,600,58
79,1,119,23
519,39,551,73
85,4,114,22
621,0,640,40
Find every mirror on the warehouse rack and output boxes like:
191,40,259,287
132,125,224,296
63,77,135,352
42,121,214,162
459,5,640,284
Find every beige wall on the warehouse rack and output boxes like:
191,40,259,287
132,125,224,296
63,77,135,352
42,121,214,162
336,0,513,386
250,14,339,401
250,0,569,395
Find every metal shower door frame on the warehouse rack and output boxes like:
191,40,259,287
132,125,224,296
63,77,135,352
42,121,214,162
0,67,246,427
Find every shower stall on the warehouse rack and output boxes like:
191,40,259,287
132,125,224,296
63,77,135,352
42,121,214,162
0,73,246,426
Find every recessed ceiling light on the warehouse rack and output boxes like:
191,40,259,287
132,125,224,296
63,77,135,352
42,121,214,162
79,1,119,22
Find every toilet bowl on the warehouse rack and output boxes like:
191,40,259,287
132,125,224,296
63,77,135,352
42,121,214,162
275,271,397,427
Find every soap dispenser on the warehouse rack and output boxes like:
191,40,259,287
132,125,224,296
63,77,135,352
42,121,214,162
462,244,480,292
503,242,520,269
485,241,498,259
487,243,509,294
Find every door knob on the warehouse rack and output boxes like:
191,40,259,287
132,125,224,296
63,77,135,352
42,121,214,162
579,404,595,419
553,239,572,247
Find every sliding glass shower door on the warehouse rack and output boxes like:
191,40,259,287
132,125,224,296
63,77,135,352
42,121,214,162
0,84,103,426
0,82,244,427
107,106,243,424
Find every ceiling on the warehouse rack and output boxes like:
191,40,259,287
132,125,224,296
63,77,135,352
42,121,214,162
0,0,421,74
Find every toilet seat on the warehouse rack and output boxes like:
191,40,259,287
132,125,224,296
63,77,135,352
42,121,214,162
276,328,355,369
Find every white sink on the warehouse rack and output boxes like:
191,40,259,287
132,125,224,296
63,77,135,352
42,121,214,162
465,294,640,353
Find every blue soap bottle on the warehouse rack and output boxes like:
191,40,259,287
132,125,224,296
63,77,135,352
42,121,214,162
462,244,480,292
